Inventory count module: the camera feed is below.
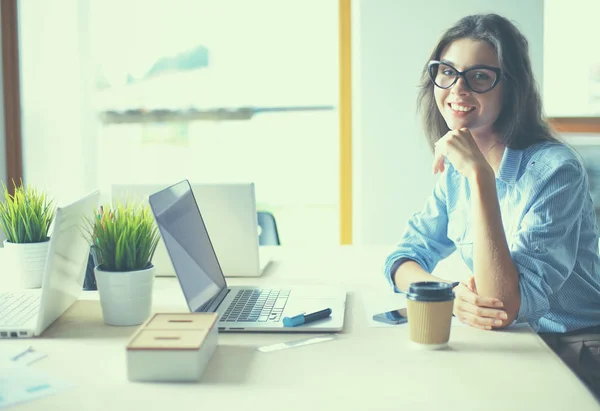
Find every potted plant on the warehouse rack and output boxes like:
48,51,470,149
0,181,55,289
85,202,161,326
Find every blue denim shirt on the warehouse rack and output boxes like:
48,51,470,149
384,142,600,333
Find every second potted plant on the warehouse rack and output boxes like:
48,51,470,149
86,201,161,326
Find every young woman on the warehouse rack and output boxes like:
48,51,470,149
383,14,600,398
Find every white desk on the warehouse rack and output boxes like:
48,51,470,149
4,246,600,410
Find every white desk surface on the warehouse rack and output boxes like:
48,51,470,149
4,246,600,411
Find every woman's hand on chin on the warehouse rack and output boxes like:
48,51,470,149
432,128,494,181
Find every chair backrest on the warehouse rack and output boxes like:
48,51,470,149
257,211,280,246
83,251,97,290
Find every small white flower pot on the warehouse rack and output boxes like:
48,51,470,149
94,265,155,326
2,239,50,289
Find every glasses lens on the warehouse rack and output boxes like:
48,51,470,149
465,68,497,92
430,63,457,89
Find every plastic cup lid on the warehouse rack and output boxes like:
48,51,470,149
406,281,455,302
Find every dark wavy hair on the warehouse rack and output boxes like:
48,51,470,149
417,14,559,151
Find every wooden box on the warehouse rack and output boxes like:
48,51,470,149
126,313,218,382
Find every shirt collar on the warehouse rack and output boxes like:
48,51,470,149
496,146,523,185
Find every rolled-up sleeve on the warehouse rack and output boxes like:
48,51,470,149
512,161,585,324
383,177,456,292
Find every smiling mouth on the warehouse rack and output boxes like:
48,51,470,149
448,103,475,113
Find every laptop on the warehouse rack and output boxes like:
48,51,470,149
148,180,346,332
0,191,100,338
112,183,272,277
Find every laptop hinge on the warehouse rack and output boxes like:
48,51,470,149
201,288,230,313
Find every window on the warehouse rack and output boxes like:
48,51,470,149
89,0,340,245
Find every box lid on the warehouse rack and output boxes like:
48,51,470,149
127,330,208,351
145,313,218,331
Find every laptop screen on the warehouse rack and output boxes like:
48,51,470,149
149,180,227,312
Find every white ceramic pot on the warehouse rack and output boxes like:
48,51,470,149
94,265,155,326
2,239,50,289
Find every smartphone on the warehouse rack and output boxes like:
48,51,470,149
372,308,409,325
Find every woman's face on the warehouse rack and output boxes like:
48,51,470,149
434,38,503,136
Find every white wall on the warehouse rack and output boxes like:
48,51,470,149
352,0,544,245
544,0,600,117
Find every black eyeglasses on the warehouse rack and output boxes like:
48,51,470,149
428,60,502,94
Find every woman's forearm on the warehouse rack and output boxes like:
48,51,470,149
469,167,520,326
393,260,454,292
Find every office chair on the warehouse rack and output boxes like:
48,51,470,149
83,246,99,290
83,253,97,290
257,211,281,246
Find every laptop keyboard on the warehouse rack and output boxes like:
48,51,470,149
0,292,40,327
221,289,291,323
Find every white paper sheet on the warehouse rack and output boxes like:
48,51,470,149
258,334,339,353
0,364,72,409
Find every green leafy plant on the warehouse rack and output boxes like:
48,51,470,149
85,202,161,272
0,181,55,243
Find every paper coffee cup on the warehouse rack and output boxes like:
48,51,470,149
406,282,455,349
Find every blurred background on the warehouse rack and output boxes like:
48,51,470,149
1,0,598,246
